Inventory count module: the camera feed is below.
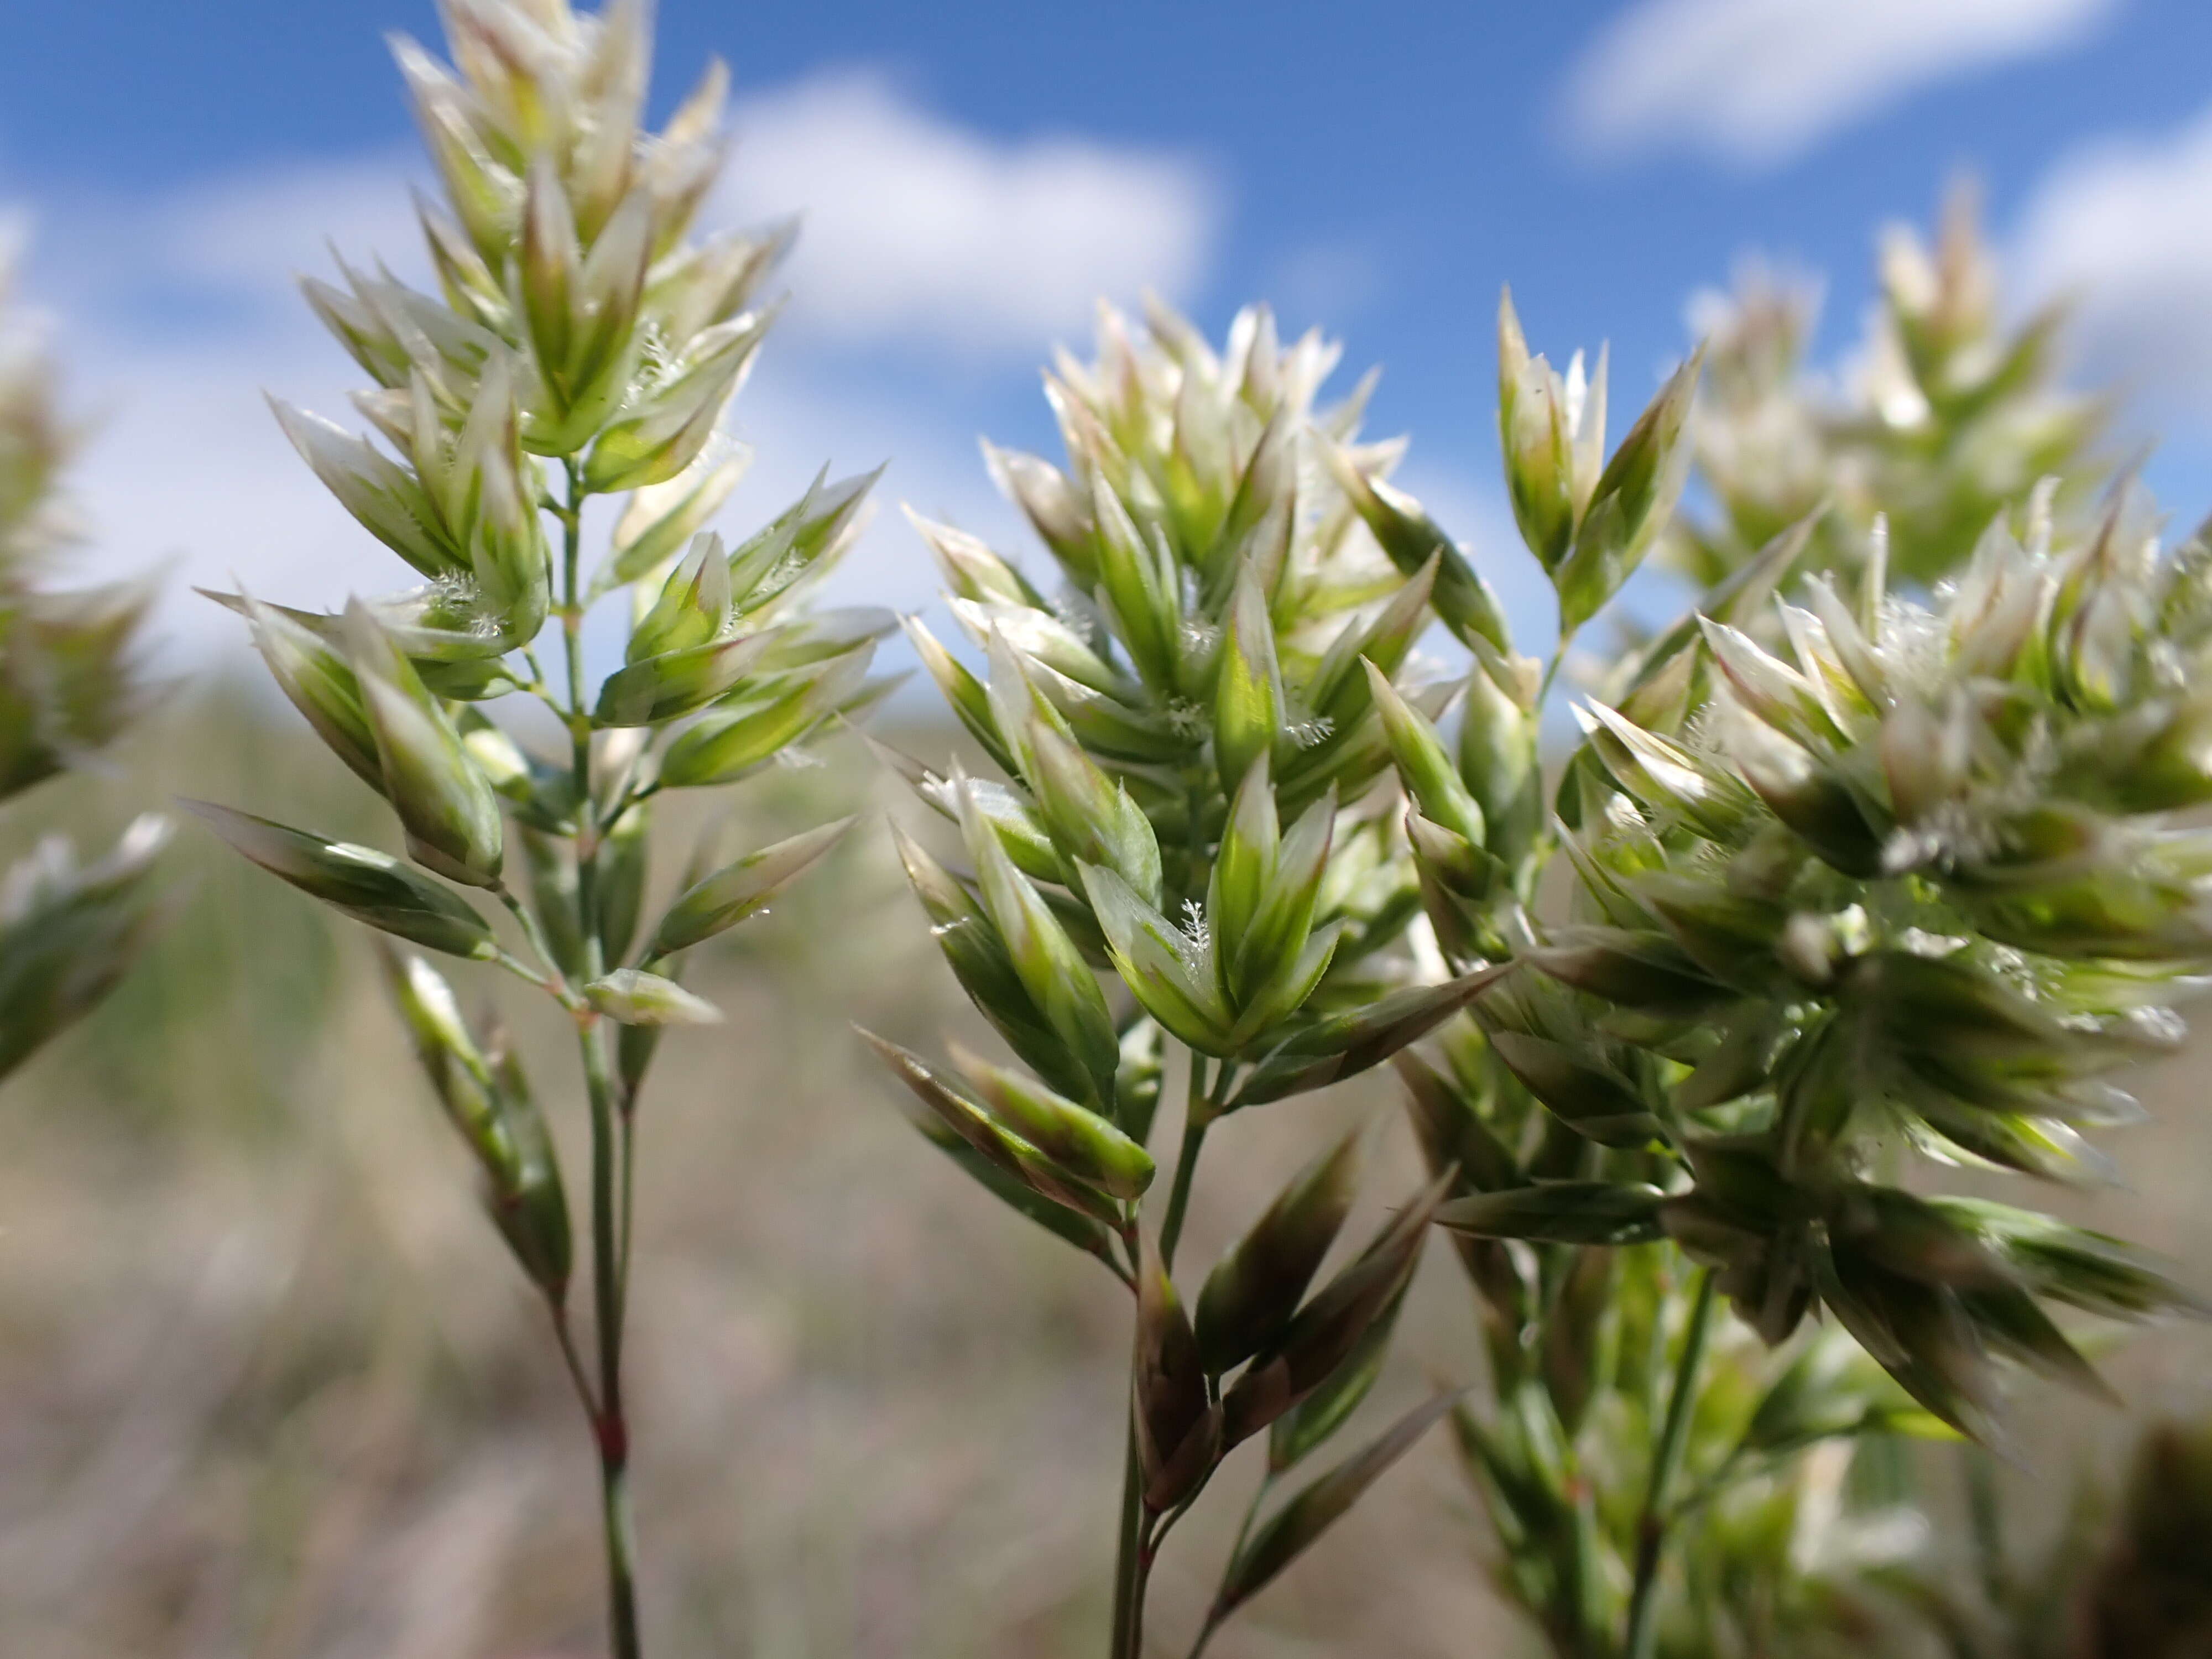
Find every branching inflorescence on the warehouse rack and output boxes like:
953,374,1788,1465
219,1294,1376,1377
870,295,1714,1656
0,228,168,1084
1360,243,2210,1655
878,200,2208,1657
186,4,887,1653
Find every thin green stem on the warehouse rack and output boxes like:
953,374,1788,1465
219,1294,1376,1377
1537,628,1575,708
1624,1268,1718,1659
1189,1452,1280,1659
549,1301,601,1422
550,456,642,1659
1159,1052,1213,1271
1108,1432,1144,1659
494,885,579,1006
1113,1050,1217,1659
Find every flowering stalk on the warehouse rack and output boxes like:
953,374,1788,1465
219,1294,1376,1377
1669,187,2106,593
1358,276,2208,1656
191,4,884,1652
872,300,1503,1654
0,228,169,1084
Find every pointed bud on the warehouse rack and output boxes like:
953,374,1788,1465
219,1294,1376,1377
1208,753,1279,985
655,643,871,784
605,444,749,589
1215,559,1284,795
627,531,732,662
948,1040,1155,1201
229,591,387,795
1551,347,1700,633
270,399,460,580
584,967,723,1025
1135,1233,1219,1511
1079,859,1234,1057
582,310,770,493
182,800,496,959
1364,661,1485,848
649,817,854,956
959,782,1121,1103
342,601,504,887
1195,1129,1361,1373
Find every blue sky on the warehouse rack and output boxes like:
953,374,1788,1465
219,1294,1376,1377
8,0,2212,662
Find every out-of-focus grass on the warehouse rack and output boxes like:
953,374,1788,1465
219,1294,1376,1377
0,686,2205,1658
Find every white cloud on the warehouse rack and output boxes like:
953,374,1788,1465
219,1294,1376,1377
3,71,1224,668
2011,105,2212,420
1562,0,2114,170
719,71,1218,357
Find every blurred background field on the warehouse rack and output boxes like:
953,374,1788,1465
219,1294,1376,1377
2,686,2208,1659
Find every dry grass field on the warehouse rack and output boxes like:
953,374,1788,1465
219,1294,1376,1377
1,687,2205,1658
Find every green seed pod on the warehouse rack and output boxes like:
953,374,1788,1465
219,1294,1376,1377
515,824,588,979
1265,1280,1411,1474
1365,661,1486,849
1232,786,1333,1010
1090,478,1181,691
1394,1050,1521,1195
268,398,461,580
342,601,504,888
378,943,503,1162
1079,860,1234,1057
1575,700,1751,839
1307,555,1441,732
1214,559,1284,796
888,821,1093,1105
627,531,732,662
584,968,723,1026
1435,1181,1668,1246
1459,652,1542,877
184,800,497,959
1551,347,1700,633
595,631,771,726
1482,1029,1663,1148
1194,1128,1362,1373
987,634,1161,905
484,1035,573,1300
904,615,1016,775
947,1040,1155,1200
1228,919,1345,1048
877,1047,1123,1270
982,440,1097,582
959,782,1121,1103
952,594,1125,694
648,817,854,957
1532,927,1733,1015
860,1030,1124,1230
1496,290,1603,575
1208,753,1280,984
1231,961,1516,1108
906,507,1047,608
235,591,388,795
582,309,771,493
727,465,882,617
656,645,871,786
